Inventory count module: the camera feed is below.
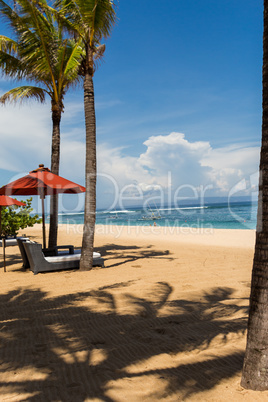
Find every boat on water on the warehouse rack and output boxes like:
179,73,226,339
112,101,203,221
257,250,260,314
107,210,119,219
140,212,161,220
139,203,163,220
109,214,119,219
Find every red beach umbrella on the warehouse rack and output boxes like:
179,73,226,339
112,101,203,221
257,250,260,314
0,196,26,272
0,164,85,249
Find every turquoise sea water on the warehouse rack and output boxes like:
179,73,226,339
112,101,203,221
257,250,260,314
54,201,258,230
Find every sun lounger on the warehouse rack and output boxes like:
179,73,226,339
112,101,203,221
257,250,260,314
17,239,81,269
23,241,104,274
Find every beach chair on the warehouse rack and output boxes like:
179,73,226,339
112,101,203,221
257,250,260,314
17,238,31,268
23,241,104,274
1,236,30,271
17,239,82,269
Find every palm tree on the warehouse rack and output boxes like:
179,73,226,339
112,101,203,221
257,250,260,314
240,0,268,391
0,0,83,249
54,0,116,270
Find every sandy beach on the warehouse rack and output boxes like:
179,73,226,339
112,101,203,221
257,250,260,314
1,224,267,401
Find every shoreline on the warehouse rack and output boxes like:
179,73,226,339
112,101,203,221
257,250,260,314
24,223,256,249
54,219,256,231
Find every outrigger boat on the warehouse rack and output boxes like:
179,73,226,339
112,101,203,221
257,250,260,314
140,203,162,220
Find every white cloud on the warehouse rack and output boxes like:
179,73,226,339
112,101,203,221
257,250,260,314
138,132,212,188
0,102,51,171
0,100,85,181
97,144,152,187
60,139,85,181
202,143,259,172
202,144,260,193
97,132,260,202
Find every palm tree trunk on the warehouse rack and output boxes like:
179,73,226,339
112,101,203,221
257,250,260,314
48,102,61,249
80,63,96,271
240,0,268,391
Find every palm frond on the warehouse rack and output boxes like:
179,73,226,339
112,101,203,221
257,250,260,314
63,39,84,77
0,35,18,54
0,1,86,106
19,1,59,95
0,86,47,104
48,0,81,36
92,0,117,41
0,50,26,79
53,0,116,46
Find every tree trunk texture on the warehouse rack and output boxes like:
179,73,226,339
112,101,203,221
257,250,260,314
48,102,61,249
241,0,268,391
80,63,96,270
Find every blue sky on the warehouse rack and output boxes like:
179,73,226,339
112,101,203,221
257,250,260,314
0,0,263,211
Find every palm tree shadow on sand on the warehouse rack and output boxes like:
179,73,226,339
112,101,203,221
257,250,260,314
97,243,174,268
0,284,248,401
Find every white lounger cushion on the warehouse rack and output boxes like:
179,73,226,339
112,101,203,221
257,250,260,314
45,251,101,263
23,241,104,274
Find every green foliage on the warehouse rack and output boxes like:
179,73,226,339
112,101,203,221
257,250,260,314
0,197,41,237
0,0,83,106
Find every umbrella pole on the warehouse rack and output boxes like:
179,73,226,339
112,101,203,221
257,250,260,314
0,206,4,272
3,237,6,273
41,196,46,250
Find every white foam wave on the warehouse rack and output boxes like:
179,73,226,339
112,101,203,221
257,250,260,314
158,206,208,211
108,210,136,214
58,212,84,216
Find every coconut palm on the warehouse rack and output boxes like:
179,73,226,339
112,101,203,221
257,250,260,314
53,0,116,270
0,0,83,249
240,0,268,391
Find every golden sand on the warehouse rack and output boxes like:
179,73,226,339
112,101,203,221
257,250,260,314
0,224,267,401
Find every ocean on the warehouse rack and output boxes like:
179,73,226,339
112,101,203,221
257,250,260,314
54,201,258,230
